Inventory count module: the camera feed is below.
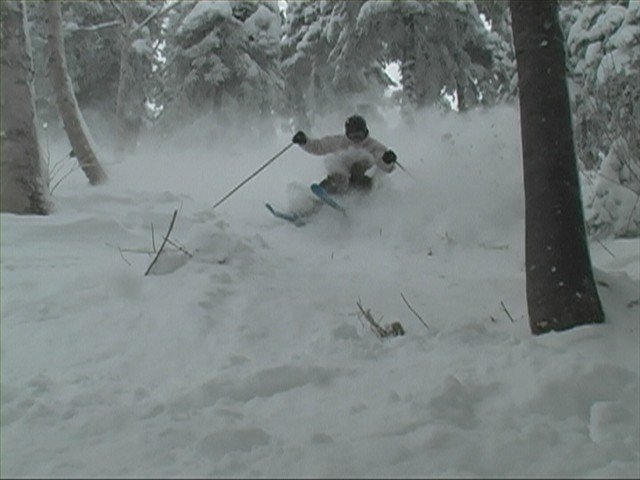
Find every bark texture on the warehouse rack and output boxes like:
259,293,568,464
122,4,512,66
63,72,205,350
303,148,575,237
1,0,51,214
510,0,605,334
115,2,144,153
46,0,107,185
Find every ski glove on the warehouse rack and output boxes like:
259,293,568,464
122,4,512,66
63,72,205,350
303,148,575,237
382,150,397,164
292,131,307,145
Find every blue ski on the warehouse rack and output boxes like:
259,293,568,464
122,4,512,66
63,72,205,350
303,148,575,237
310,184,347,216
265,203,306,226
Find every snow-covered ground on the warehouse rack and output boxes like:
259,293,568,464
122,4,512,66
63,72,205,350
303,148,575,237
1,106,639,478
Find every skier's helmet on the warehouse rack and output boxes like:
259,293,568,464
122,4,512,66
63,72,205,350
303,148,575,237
345,115,369,142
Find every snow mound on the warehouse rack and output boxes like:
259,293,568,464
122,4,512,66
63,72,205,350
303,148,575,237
1,105,638,478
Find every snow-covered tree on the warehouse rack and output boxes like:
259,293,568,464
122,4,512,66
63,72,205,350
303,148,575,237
27,1,121,122
1,0,51,214
327,1,389,95
281,1,329,130
27,0,163,148
355,1,511,112
46,0,107,185
113,1,167,152
475,0,518,102
281,0,391,130
561,0,640,238
280,1,516,126
162,1,283,123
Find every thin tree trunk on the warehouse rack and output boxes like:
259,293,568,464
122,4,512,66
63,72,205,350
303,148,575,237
510,0,605,334
45,0,107,185
1,0,51,214
115,1,142,153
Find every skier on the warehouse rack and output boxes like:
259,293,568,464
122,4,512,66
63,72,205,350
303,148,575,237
291,114,397,195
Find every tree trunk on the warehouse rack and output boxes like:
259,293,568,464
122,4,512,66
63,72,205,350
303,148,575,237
1,0,51,214
115,1,144,153
510,0,605,334
401,15,417,108
45,0,107,185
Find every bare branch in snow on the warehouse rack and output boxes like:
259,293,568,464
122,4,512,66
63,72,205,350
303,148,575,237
356,299,405,339
400,293,429,330
145,210,178,276
500,300,515,323
65,20,121,33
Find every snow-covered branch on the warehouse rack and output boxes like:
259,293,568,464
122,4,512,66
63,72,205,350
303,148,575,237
64,19,121,33
132,1,180,36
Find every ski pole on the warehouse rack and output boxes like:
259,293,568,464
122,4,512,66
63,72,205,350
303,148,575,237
213,142,294,209
395,160,415,179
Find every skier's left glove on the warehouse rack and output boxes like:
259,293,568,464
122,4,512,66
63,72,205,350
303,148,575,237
292,131,307,145
382,150,397,164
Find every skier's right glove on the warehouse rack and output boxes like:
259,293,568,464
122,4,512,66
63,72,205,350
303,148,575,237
292,131,307,145
382,150,397,164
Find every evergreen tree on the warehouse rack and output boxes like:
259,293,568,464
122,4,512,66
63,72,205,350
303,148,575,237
560,0,640,238
113,0,167,152
162,1,283,123
27,1,121,121
28,1,163,139
281,1,390,129
475,0,518,102
45,0,107,185
281,0,338,129
355,1,510,111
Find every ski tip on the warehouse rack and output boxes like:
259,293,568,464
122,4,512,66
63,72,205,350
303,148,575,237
265,203,306,226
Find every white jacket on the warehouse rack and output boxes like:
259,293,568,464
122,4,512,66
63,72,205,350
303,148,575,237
300,134,395,176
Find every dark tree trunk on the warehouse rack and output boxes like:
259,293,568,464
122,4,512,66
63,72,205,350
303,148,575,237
510,0,604,334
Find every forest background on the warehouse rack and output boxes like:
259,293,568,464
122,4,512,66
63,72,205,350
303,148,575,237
9,0,639,237
1,1,640,478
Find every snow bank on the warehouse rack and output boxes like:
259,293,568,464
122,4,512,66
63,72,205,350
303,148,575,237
1,105,638,478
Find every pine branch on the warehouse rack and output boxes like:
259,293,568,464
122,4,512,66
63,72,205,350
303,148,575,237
109,0,127,25
65,20,122,33
132,1,180,35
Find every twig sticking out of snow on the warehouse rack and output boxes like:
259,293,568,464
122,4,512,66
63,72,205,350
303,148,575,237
145,210,178,276
500,301,515,323
117,247,132,266
356,299,405,339
151,223,156,252
596,238,616,258
107,213,192,269
400,292,429,330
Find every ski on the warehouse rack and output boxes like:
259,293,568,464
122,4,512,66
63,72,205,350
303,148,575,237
265,203,306,226
310,184,347,216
